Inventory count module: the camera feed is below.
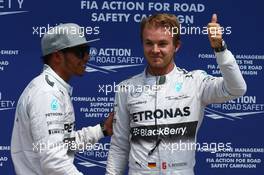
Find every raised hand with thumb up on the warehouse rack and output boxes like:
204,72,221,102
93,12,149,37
207,14,223,49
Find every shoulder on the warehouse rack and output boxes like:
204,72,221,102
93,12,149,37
187,69,214,83
115,72,144,95
175,67,214,82
25,73,65,101
118,72,144,87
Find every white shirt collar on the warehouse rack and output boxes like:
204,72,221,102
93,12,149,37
43,64,73,95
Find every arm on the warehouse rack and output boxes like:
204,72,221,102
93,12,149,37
74,124,104,151
215,49,247,96
201,14,247,104
74,112,114,151
106,88,130,175
200,49,247,104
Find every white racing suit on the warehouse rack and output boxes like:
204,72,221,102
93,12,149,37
106,50,247,175
11,64,104,175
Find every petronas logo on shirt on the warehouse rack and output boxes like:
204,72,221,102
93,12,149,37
51,99,59,111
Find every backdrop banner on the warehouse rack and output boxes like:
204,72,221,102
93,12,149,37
0,0,263,174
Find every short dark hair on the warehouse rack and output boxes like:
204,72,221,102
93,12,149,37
42,54,52,65
140,13,181,47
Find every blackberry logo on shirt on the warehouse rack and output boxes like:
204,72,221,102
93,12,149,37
130,121,198,142
132,107,190,122
132,128,140,136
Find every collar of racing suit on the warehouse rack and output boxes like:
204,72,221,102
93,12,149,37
143,64,181,86
42,64,73,96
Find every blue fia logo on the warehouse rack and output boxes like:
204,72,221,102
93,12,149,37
51,99,59,111
175,83,182,92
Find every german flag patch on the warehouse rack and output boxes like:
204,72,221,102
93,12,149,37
148,162,157,168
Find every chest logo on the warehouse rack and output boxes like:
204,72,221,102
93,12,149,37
175,83,183,92
51,98,59,111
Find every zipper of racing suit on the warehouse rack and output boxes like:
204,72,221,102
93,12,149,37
157,76,162,174
149,76,163,173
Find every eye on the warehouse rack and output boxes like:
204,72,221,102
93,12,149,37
144,40,153,46
159,42,168,47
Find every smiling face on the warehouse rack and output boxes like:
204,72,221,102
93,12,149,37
143,26,177,75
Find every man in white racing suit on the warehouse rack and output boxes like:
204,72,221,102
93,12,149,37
11,23,113,175
106,14,247,175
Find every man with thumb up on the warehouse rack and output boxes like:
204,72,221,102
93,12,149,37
106,13,246,175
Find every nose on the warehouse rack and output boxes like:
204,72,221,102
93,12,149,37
152,44,160,54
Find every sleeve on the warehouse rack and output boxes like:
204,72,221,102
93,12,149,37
200,49,247,105
29,91,93,175
106,87,130,175
74,124,104,151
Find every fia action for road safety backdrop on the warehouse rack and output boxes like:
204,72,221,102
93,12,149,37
0,0,263,174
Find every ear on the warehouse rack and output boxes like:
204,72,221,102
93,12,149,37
51,51,63,64
175,43,180,53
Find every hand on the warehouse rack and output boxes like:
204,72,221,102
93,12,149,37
103,111,114,136
207,14,223,49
